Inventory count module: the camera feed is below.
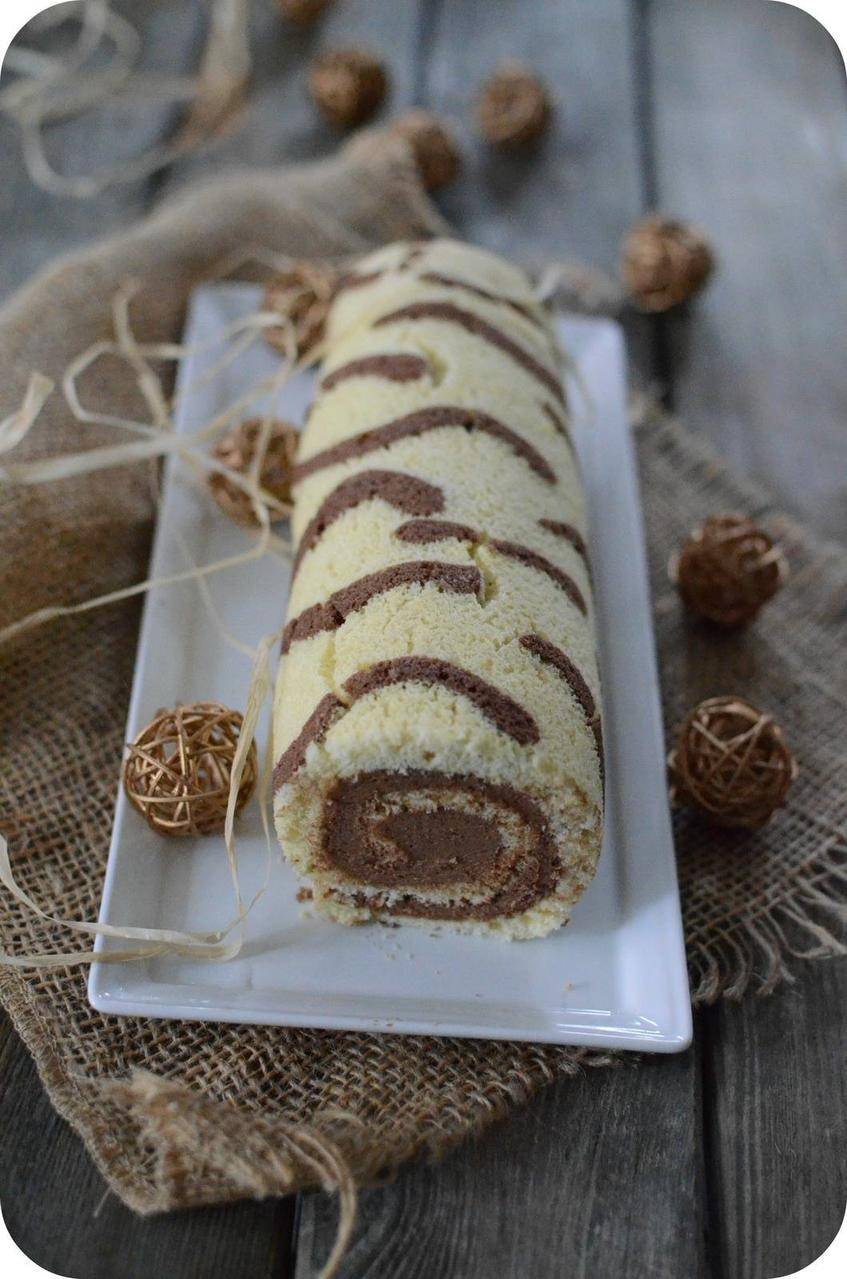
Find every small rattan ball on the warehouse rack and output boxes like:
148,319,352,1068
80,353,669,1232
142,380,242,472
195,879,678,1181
309,47,388,129
277,0,333,25
209,418,299,527
669,696,797,830
672,512,787,627
389,109,461,190
476,62,551,147
263,260,338,362
622,214,715,312
124,702,258,838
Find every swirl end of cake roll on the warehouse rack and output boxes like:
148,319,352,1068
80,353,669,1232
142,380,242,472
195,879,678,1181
273,238,604,939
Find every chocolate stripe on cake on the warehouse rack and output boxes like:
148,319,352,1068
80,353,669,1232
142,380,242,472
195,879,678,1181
321,353,430,392
323,771,556,918
394,522,587,610
332,269,382,297
417,271,544,329
282,562,482,652
293,406,557,484
519,634,604,774
374,301,565,407
538,518,589,564
491,541,587,615
273,693,344,790
343,657,540,745
541,401,573,446
395,518,480,545
293,470,444,575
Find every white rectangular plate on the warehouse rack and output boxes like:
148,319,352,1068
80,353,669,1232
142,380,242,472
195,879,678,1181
89,284,692,1052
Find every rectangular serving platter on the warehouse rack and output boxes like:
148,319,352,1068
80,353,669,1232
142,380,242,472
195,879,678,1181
89,283,692,1052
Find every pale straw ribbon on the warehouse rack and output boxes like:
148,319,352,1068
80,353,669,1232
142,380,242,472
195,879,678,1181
0,0,251,199
0,272,316,969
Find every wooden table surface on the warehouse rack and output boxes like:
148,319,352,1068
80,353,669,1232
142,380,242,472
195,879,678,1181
1,3,845,1276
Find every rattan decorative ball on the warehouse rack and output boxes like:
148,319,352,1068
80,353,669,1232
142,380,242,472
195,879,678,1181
622,214,715,312
669,696,797,830
476,62,551,147
124,702,258,837
672,512,787,627
389,109,461,190
309,47,388,129
278,0,333,25
263,260,338,362
209,418,299,527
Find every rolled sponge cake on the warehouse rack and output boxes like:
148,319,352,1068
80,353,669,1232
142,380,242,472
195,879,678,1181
272,238,604,939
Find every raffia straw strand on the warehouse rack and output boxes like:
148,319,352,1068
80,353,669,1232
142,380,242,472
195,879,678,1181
0,372,54,454
0,281,300,968
3,1,252,199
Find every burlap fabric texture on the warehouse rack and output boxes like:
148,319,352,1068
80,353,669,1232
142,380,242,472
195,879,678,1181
1,136,845,1217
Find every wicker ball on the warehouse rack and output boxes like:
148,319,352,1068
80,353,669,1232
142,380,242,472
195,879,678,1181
309,47,388,129
209,418,299,527
389,110,461,190
124,702,258,837
669,696,797,830
278,0,333,24
476,62,551,147
263,260,338,362
672,512,787,627
622,214,715,312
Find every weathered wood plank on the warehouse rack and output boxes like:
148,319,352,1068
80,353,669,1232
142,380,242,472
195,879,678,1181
423,0,645,273
162,0,423,193
295,1051,704,1279
294,5,704,1274
0,0,204,299
645,0,847,542
0,1013,295,1279
646,3,847,1275
701,963,847,1279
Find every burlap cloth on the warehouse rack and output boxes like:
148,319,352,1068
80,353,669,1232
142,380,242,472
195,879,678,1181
1,137,845,1219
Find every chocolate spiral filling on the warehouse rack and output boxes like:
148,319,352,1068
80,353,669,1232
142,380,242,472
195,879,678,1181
292,406,557,484
322,770,558,919
373,301,566,407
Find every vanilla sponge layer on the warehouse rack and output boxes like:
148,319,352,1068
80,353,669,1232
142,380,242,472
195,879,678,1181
272,238,604,940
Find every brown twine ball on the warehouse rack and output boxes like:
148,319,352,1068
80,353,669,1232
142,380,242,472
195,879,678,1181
208,418,299,527
263,259,338,362
277,0,333,24
389,109,461,190
124,702,259,838
476,62,551,147
622,214,715,312
671,512,788,628
669,696,797,830
309,47,389,129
